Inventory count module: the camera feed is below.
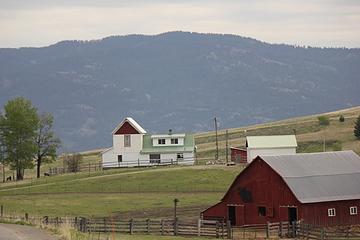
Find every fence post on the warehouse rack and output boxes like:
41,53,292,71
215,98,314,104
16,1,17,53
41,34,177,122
130,218,134,235
161,220,164,235
216,221,219,238
292,221,296,237
279,221,283,237
266,222,270,238
25,213,28,222
226,220,231,239
320,228,325,240
174,218,178,236
197,218,201,236
138,159,140,167
146,219,150,234
1,205,3,218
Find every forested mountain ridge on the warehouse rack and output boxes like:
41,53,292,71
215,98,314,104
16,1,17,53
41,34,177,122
0,31,359,151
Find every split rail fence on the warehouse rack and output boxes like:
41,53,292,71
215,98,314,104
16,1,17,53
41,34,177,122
76,217,231,239
0,212,231,239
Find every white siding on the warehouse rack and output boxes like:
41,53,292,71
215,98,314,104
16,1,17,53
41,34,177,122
247,147,296,163
152,137,185,146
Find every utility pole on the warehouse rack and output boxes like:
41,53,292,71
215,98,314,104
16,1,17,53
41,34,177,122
225,130,229,164
214,117,219,161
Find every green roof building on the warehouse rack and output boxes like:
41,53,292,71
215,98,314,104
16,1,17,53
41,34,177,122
102,117,196,168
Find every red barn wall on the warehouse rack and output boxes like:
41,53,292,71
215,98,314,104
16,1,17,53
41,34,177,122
230,148,247,163
202,157,360,226
114,122,140,135
203,157,300,225
301,200,360,226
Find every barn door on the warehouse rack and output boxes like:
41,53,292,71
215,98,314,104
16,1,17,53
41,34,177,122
288,207,297,224
227,205,245,226
228,206,236,225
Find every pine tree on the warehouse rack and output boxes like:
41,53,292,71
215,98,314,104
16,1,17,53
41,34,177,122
354,115,360,140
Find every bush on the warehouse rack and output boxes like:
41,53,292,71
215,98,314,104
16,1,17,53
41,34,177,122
63,153,82,173
318,116,330,126
339,115,345,122
354,115,360,140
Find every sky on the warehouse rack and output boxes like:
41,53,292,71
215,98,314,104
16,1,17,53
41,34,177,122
0,0,359,48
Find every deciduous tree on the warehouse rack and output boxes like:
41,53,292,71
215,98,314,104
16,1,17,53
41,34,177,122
35,113,61,178
1,97,38,180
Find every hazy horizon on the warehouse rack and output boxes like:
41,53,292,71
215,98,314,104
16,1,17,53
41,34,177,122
1,0,359,48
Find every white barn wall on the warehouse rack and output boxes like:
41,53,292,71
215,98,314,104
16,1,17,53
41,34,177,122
247,147,296,163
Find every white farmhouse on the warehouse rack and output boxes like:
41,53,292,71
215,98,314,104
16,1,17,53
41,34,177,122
101,117,195,168
246,135,297,163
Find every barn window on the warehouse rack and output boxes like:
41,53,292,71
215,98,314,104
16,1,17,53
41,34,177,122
150,154,161,163
177,153,184,160
328,208,336,217
171,138,178,144
350,206,358,215
258,206,266,217
124,135,131,147
158,139,166,145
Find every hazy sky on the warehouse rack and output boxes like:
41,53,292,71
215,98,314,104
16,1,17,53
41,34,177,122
1,0,359,48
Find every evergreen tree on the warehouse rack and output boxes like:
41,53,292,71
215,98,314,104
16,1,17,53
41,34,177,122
1,98,39,180
354,115,360,140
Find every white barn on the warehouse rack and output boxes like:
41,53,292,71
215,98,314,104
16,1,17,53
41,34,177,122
246,135,297,163
101,117,195,168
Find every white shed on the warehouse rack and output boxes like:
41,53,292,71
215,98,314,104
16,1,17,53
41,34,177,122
246,135,297,163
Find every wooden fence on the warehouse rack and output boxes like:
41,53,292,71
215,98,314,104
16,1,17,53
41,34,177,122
233,221,360,239
76,217,231,239
296,221,360,240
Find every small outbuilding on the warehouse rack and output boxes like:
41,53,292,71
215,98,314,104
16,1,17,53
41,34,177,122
230,147,247,163
202,151,360,227
246,135,297,163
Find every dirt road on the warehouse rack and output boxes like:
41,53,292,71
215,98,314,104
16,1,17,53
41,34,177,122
0,223,57,240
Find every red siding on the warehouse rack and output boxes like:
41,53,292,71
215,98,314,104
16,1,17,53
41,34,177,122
114,121,140,134
202,157,360,226
230,148,247,163
301,200,360,226
203,158,299,225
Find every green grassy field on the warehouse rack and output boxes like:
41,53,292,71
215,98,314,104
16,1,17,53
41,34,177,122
0,106,359,226
0,165,242,219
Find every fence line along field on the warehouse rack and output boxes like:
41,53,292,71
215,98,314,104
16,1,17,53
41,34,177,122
0,106,359,236
0,165,243,219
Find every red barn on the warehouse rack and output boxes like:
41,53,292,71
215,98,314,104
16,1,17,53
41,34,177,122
230,147,247,163
202,151,360,227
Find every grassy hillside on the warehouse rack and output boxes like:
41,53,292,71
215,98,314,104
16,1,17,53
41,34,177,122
196,106,360,160
0,106,359,223
0,165,243,219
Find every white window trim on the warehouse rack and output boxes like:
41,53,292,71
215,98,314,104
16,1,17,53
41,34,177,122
328,208,336,217
124,135,131,147
350,206,358,215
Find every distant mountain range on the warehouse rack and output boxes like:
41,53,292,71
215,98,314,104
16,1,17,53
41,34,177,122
0,31,359,152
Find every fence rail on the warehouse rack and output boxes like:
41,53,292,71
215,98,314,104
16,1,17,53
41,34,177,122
0,213,231,239
78,217,231,238
48,157,196,176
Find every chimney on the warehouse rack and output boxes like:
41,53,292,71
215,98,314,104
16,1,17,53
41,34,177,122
168,129,172,135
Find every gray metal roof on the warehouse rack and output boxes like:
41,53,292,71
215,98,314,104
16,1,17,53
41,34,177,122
260,151,360,203
246,135,297,148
